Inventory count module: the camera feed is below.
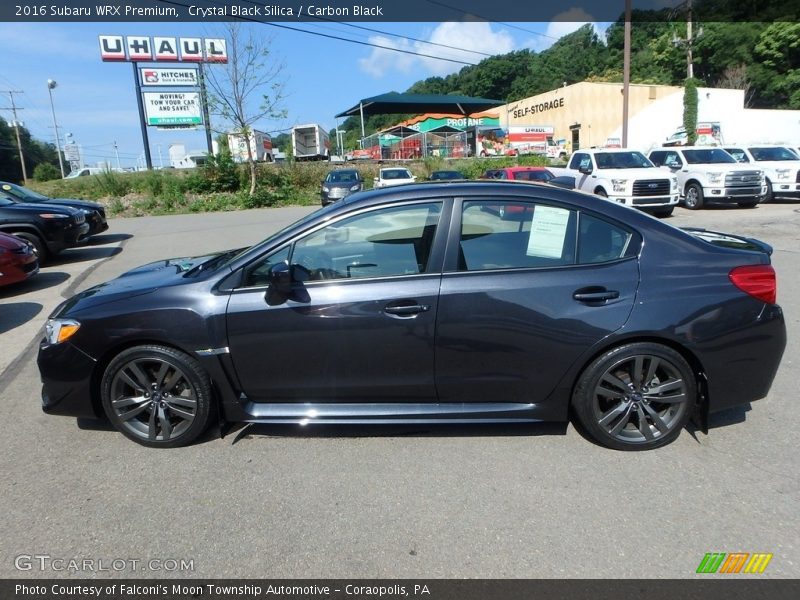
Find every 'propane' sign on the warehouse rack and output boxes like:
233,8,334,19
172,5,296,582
143,92,203,126
99,36,228,63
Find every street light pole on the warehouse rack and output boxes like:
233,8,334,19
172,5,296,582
47,79,65,178
113,141,121,170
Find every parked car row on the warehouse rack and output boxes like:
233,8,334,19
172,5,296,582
0,181,110,289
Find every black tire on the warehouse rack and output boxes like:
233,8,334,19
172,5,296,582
761,179,773,203
13,232,48,263
738,200,758,208
594,188,608,198
572,343,695,451
684,183,704,209
101,345,214,448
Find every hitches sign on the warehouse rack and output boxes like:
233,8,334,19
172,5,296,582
143,92,203,126
141,68,199,87
99,36,227,63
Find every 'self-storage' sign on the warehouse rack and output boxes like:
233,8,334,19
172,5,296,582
99,36,228,63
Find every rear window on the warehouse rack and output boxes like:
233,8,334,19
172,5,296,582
683,228,770,253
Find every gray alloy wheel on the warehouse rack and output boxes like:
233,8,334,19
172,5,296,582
572,343,695,450
13,232,47,262
101,345,213,448
684,183,704,209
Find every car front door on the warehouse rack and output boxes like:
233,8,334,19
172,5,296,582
225,200,449,403
435,198,640,412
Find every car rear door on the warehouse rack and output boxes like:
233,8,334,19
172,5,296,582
435,197,640,411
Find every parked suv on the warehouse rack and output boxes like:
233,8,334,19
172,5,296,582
320,169,364,206
560,149,679,217
722,145,800,202
648,147,765,209
1,181,108,236
0,195,89,261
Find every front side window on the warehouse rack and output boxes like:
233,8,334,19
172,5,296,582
725,148,749,163
569,153,590,170
290,202,442,281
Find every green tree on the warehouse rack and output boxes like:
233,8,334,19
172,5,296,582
683,77,699,145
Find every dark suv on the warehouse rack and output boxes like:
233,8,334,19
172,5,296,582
0,196,89,262
0,181,108,237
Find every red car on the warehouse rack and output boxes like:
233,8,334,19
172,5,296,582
479,167,555,218
0,232,39,288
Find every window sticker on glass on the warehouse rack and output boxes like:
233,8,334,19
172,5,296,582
527,206,570,259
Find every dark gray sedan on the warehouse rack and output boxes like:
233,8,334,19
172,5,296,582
38,182,786,450
320,169,363,205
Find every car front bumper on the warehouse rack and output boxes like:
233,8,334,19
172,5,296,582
38,340,99,418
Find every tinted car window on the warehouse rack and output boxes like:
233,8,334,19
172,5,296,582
682,149,736,164
577,214,634,264
242,246,291,288
291,202,441,281
513,170,554,182
748,147,798,161
459,201,577,271
725,148,749,163
569,153,589,170
595,151,652,169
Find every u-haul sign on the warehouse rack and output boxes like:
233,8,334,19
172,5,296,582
99,35,227,63
143,92,203,126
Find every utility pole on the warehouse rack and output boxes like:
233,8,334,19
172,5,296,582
47,79,66,178
673,0,701,79
113,141,121,170
622,0,631,147
1,90,29,182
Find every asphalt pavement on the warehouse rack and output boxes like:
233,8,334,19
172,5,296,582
0,200,797,579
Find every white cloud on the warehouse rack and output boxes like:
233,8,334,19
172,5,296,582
359,22,515,79
524,9,608,52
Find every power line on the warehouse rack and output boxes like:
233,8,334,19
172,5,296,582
424,0,559,40
156,0,478,66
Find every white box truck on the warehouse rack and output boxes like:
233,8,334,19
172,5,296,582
292,124,331,161
228,130,274,163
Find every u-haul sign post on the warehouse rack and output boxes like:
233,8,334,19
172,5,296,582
100,35,224,169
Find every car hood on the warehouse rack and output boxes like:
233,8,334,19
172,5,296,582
55,250,237,316
47,198,105,211
0,233,28,250
4,201,80,216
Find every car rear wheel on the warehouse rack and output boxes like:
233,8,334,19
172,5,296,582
572,343,695,451
13,232,48,263
684,183,704,209
101,345,214,448
652,207,674,218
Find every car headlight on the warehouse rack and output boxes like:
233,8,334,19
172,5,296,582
707,172,722,184
776,169,790,180
322,186,330,193
44,318,81,345
350,184,361,192
38,213,70,219
671,178,678,191
80,208,93,215
611,179,628,192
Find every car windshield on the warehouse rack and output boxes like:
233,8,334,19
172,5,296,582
1,182,49,201
382,169,412,179
595,151,653,169
513,170,554,181
682,149,737,164
749,147,798,161
326,171,358,183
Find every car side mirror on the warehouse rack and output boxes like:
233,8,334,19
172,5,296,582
578,164,593,175
268,261,292,295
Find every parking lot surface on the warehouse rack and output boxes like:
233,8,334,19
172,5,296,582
0,201,798,578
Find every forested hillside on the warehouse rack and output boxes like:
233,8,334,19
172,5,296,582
341,13,800,142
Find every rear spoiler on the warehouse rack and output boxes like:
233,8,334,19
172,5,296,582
681,227,773,256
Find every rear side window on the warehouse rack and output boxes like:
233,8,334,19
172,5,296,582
577,214,634,264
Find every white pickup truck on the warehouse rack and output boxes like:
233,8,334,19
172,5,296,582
647,147,765,209
557,149,679,217
722,145,800,202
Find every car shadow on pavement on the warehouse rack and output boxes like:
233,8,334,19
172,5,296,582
227,421,568,445
84,233,133,246
49,245,122,266
0,301,44,334
0,271,70,299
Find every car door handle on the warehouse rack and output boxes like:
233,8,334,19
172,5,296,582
573,288,620,302
384,303,430,316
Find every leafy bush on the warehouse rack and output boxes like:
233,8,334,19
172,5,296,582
201,152,241,193
94,169,131,197
32,162,60,182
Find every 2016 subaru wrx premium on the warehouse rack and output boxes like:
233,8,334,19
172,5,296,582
38,182,785,451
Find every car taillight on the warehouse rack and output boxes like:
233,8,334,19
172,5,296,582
729,265,776,304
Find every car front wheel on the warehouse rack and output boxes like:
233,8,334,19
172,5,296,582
684,183,704,209
572,343,695,451
101,345,214,448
